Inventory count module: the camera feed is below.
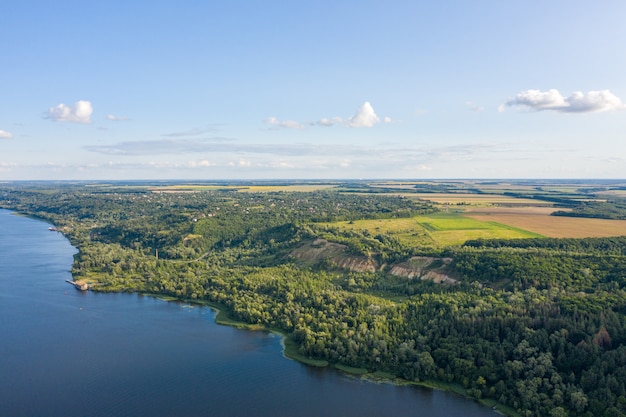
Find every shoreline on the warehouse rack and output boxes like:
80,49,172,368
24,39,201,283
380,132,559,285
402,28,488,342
139,292,517,417
1,208,515,416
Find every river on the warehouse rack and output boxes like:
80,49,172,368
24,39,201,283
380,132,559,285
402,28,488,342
0,209,498,417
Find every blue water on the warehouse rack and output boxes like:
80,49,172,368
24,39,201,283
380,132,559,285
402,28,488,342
0,209,498,417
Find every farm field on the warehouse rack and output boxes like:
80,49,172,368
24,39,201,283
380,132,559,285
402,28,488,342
463,206,626,238
408,193,550,206
414,213,543,246
598,190,626,198
149,184,337,193
319,213,543,248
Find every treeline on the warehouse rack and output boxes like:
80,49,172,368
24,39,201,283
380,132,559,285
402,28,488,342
463,236,626,256
552,200,626,220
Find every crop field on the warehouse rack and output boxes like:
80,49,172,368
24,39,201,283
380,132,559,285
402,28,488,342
414,214,543,246
321,213,543,248
598,190,626,198
463,206,626,238
150,184,337,193
408,193,550,206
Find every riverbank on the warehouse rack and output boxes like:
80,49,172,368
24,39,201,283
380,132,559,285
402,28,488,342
137,291,517,417
1,209,509,416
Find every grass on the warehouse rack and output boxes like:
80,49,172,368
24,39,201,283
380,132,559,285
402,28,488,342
334,364,369,375
319,217,434,246
282,336,329,367
479,399,523,417
414,213,543,246
416,214,498,231
321,213,543,248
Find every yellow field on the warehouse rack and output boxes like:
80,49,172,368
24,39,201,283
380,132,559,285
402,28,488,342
463,207,626,238
408,193,550,206
238,185,337,192
150,184,337,193
598,190,626,198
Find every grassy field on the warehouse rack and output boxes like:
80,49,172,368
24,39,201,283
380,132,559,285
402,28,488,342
320,217,434,246
321,213,543,247
464,206,626,238
415,214,543,246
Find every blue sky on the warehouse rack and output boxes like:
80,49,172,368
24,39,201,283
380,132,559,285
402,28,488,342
1,1,625,180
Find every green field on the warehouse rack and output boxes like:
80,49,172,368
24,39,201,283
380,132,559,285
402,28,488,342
415,214,543,246
321,213,543,247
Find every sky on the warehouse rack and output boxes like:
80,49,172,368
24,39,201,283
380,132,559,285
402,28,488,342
1,1,626,180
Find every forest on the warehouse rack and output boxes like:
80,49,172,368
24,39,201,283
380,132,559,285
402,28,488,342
552,199,626,220
2,181,626,417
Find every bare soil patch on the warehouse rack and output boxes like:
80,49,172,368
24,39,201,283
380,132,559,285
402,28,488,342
463,207,626,238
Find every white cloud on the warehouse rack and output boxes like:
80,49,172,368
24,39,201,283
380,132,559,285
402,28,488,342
0,162,17,171
339,159,351,168
106,114,129,121
566,90,624,112
188,160,216,168
265,117,304,129
465,101,484,112
267,102,389,129
0,130,13,139
506,89,624,113
348,101,380,127
46,100,93,123
315,117,344,127
228,159,253,167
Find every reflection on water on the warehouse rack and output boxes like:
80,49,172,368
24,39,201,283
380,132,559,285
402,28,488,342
0,210,497,417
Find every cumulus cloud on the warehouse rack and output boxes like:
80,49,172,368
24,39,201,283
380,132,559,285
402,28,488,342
45,100,93,123
506,89,624,113
348,101,380,127
105,114,129,121
265,117,304,129
267,102,390,129
0,130,13,139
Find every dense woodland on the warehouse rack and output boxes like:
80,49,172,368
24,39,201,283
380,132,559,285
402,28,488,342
3,183,626,417
552,199,626,221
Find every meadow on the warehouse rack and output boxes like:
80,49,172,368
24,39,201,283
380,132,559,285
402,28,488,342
319,213,543,248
